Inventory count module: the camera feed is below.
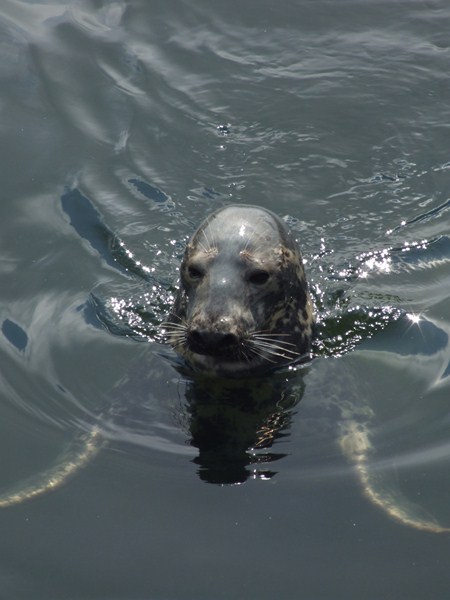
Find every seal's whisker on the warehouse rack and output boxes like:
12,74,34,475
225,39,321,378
171,339,187,351
160,321,187,332
238,347,254,363
161,312,186,325
250,337,301,355
197,240,210,254
252,331,293,339
249,340,300,360
247,337,295,358
160,328,186,342
165,333,184,346
208,222,218,252
242,234,254,254
159,320,188,349
160,324,180,333
261,349,299,360
166,330,188,347
252,334,298,348
246,344,278,363
242,343,261,363
201,226,214,253
261,348,296,360
253,344,299,358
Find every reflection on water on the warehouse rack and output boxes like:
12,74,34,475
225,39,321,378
182,370,305,484
1,319,28,353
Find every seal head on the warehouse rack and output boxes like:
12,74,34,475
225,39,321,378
165,205,314,376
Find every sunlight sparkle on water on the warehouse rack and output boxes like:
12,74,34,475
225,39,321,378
406,312,422,325
359,248,392,277
119,239,152,273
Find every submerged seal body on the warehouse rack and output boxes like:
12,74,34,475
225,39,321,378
165,204,314,375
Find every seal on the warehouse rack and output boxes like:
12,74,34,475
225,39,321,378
164,204,314,376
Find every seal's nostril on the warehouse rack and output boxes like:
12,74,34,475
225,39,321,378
218,333,238,349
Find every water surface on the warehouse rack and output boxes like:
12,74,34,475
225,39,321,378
1,1,450,598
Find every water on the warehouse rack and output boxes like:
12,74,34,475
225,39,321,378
1,0,450,597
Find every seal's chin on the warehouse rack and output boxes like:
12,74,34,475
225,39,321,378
185,351,266,378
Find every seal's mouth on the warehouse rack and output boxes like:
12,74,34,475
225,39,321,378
161,320,303,374
187,329,242,360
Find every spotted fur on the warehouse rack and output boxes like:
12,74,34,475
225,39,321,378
163,205,314,376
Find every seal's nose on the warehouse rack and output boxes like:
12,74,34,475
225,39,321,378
187,329,240,357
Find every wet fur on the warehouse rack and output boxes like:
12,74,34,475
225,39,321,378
164,205,314,376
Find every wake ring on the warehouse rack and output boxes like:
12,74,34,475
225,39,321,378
340,420,450,534
0,427,103,508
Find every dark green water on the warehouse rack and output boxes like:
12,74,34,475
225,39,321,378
1,0,450,598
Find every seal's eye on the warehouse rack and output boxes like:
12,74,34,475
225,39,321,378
187,265,204,280
248,269,270,285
